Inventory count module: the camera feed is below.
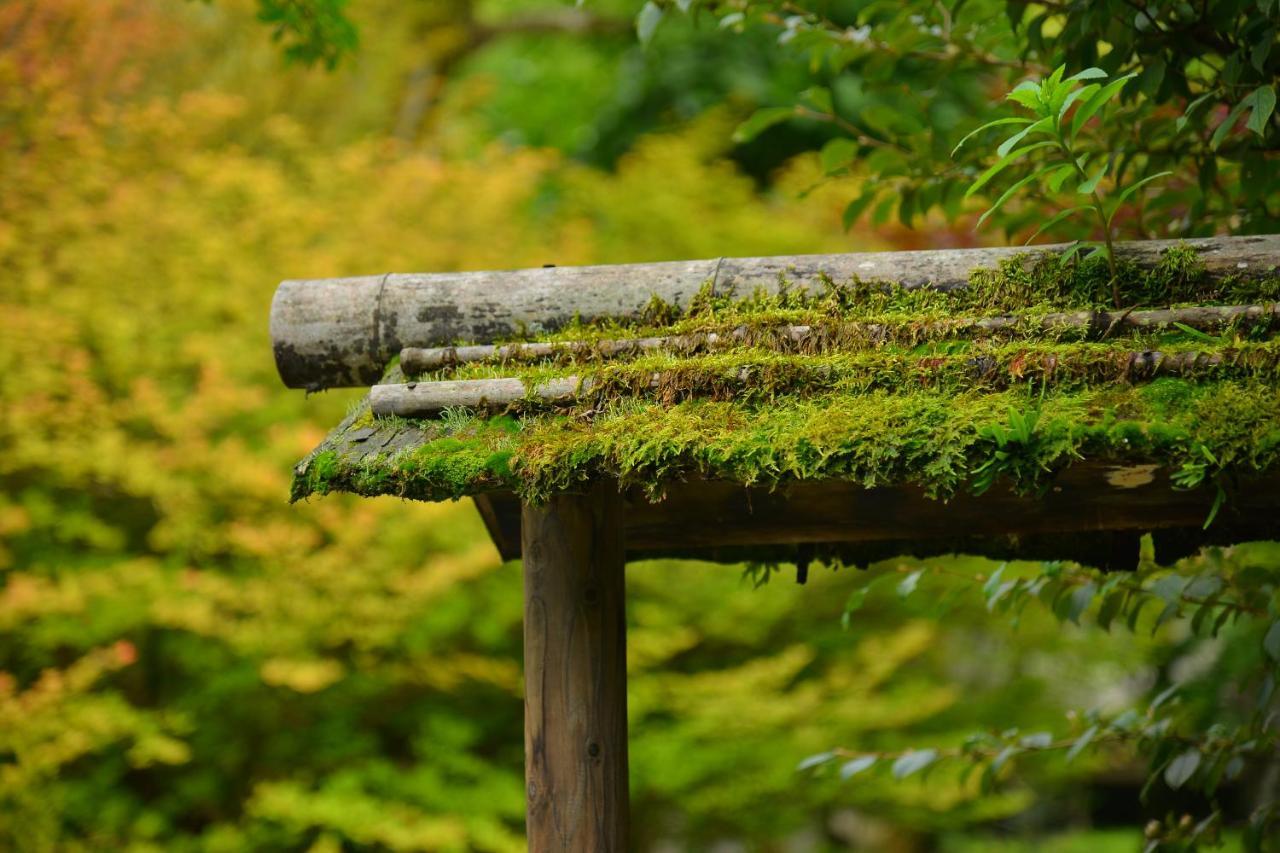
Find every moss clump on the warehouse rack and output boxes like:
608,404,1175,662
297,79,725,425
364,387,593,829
292,376,1280,505
292,243,1280,506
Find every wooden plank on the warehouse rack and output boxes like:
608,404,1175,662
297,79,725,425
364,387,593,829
271,235,1280,389
477,463,1280,567
522,482,629,851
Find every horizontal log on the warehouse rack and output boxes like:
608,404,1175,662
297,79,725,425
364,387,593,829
271,235,1280,389
371,344,1250,416
400,335,691,373
399,303,1280,373
370,377,588,416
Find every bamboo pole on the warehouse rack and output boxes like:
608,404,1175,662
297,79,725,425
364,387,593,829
369,347,1246,417
270,235,1280,389
397,303,1280,374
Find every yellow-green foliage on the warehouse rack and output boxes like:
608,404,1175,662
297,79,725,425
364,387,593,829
2,3,1258,850
2,4,1097,849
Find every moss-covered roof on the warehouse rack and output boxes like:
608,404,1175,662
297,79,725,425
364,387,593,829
293,245,1280,508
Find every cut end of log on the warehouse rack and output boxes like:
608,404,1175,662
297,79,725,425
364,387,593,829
270,276,388,390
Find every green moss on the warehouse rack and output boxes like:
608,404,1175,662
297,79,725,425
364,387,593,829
298,450,341,498
292,244,1280,506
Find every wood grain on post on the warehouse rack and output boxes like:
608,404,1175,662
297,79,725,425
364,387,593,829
522,483,629,852
270,235,1280,389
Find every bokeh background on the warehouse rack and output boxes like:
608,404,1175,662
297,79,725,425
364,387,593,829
0,1,1262,850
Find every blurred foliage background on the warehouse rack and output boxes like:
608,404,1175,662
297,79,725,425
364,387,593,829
0,0,1275,850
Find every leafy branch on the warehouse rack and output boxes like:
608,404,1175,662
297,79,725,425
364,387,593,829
954,66,1172,307
827,547,1280,849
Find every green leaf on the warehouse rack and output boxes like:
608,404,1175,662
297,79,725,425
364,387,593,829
997,116,1054,156
1110,170,1173,212
636,2,664,45
965,141,1058,199
1246,85,1276,136
732,106,795,143
801,86,834,115
984,744,1024,790
1066,67,1108,82
897,570,924,598
1078,161,1108,194
1203,483,1225,529
1150,574,1188,604
842,192,877,232
1177,92,1217,132
1020,731,1053,748
1046,163,1076,193
976,163,1061,229
1065,582,1096,624
1210,97,1252,150
796,751,835,771
1095,590,1125,632
1152,600,1180,635
1253,27,1276,71
1044,64,1066,96
821,138,859,175
1164,749,1202,789
1263,621,1280,661
1172,321,1219,343
982,565,1006,599
891,748,938,779
1150,683,1180,713
1065,725,1098,763
839,755,877,779
1006,80,1043,110
952,117,1032,157
1057,83,1098,123
1070,73,1136,141
841,584,871,629
1023,205,1089,244
870,193,896,226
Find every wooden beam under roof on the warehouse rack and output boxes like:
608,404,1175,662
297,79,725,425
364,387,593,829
473,461,1280,571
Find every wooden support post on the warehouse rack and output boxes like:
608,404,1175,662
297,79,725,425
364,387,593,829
521,482,629,852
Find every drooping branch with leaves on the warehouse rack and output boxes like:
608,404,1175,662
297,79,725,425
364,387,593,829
800,544,1280,851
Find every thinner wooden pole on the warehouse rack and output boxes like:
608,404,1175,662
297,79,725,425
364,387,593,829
521,482,629,852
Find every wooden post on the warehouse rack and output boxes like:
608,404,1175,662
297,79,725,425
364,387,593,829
521,482,629,852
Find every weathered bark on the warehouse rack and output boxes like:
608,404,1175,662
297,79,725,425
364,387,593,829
270,234,1280,389
398,303,1280,373
522,483,628,852
371,345,1245,416
400,335,685,373
370,377,588,416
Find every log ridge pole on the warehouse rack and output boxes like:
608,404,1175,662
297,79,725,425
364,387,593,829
521,482,629,851
270,234,1280,389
